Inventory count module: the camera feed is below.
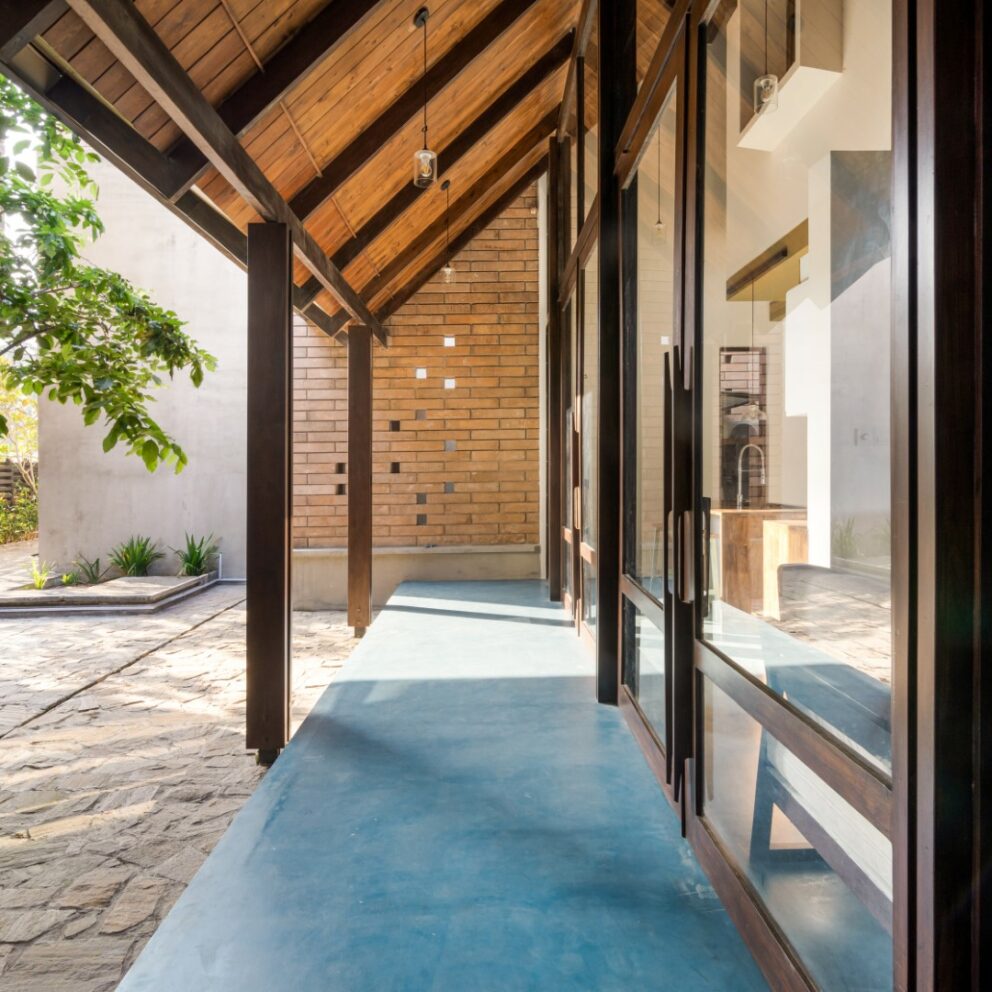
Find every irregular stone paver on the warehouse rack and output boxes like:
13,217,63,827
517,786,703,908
0,539,36,593
0,589,359,991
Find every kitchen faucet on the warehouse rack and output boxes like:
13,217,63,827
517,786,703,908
736,443,766,509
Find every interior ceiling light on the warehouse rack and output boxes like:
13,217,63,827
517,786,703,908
413,7,437,188
654,127,665,238
441,179,455,283
754,0,779,116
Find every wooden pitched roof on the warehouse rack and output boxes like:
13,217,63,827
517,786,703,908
2,0,669,343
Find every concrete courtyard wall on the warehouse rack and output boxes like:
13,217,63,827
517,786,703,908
39,159,249,577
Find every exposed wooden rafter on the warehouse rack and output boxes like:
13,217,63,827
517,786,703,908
352,110,557,312
296,33,573,309
320,157,548,339
289,0,541,221
378,158,549,320
557,0,598,137
0,0,66,62
0,45,348,344
65,0,386,343
164,0,383,200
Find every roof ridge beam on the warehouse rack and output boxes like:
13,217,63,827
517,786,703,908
165,0,384,200
66,0,385,343
289,0,541,221
296,30,573,309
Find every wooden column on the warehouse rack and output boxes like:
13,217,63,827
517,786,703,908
246,222,293,764
546,136,563,601
348,327,373,635
596,0,637,704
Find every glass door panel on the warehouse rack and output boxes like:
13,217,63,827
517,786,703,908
697,0,894,776
621,56,681,759
694,1,896,986
580,240,599,634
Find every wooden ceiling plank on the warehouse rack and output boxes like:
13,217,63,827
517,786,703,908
66,0,385,342
289,0,541,221
296,31,572,308
166,0,384,199
0,1,68,61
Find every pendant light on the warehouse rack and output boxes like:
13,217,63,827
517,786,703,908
413,7,437,188
440,179,455,283
753,0,779,116
653,128,665,239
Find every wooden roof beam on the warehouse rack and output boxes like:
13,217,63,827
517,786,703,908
66,0,385,343
377,158,548,320
289,0,541,221
2,45,348,345
165,0,384,200
557,0,598,137
352,110,557,310
0,1,66,62
296,31,573,309
318,149,550,338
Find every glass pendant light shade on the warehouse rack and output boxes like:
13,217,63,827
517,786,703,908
441,262,455,283
413,147,437,187
754,0,778,115
754,73,779,115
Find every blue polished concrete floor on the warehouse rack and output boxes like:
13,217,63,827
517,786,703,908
120,581,768,991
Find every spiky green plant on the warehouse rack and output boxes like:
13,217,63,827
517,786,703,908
61,571,79,586
28,558,53,589
73,554,106,584
109,536,163,577
173,533,219,577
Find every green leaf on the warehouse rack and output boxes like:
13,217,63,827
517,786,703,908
141,439,159,472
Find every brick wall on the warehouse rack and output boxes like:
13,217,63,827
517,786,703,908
292,184,541,549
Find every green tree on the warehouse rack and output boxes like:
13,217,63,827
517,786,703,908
0,75,215,473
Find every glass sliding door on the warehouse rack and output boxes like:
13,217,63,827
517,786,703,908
579,239,599,639
620,47,682,767
692,1,896,987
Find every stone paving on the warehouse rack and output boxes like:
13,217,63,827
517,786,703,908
0,575,360,991
0,540,37,593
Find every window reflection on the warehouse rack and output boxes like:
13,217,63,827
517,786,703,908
631,87,677,599
700,0,894,774
703,678,892,990
624,600,665,742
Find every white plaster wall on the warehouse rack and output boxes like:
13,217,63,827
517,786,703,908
39,158,248,576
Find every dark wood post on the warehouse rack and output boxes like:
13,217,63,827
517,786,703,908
596,0,637,704
546,136,563,600
246,222,293,764
348,327,373,635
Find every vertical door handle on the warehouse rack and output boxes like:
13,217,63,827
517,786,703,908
678,510,695,604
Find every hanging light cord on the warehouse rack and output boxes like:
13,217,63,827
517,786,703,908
763,0,769,76
445,184,451,262
421,17,429,150
656,128,662,226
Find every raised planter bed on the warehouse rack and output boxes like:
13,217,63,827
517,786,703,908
0,572,220,617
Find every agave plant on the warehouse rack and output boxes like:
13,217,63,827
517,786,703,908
73,554,107,584
109,536,164,577
173,533,219,577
